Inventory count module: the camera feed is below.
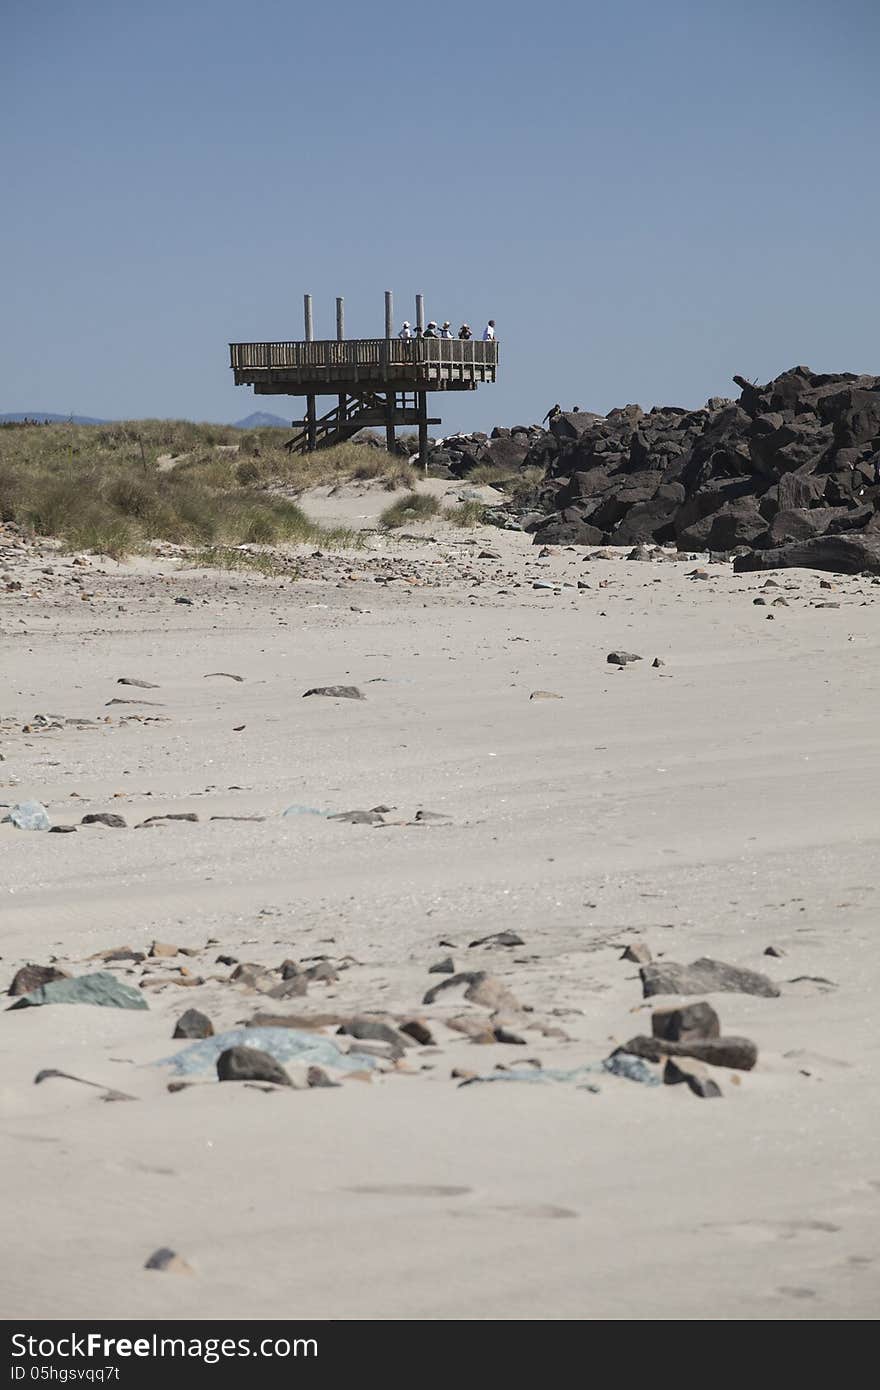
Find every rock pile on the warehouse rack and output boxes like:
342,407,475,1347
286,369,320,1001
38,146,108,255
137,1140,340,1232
425,425,546,479
493,368,880,569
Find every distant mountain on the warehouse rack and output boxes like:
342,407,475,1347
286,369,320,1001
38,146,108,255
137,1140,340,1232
0,411,107,425
231,411,291,429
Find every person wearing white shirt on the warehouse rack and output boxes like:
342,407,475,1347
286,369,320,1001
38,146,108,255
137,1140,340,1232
398,321,413,340
482,320,496,341
440,322,453,339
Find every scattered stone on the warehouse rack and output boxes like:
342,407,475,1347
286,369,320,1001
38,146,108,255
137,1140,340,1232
140,813,198,825
468,930,524,949
328,809,385,825
529,690,563,700
210,814,266,822
619,1034,757,1070
663,1056,722,1098
422,971,522,1013
446,1016,496,1043
173,1009,214,1039
307,1066,339,1088
764,945,786,958
338,1017,410,1052
149,941,179,959
81,813,127,829
607,651,642,666
4,801,50,831
117,678,159,688
266,976,308,1000
204,672,244,681
620,942,652,964
640,957,780,999
90,947,145,964
306,961,338,983
493,1026,527,1045
429,957,455,974
230,962,275,989
651,657,665,668
48,825,77,834
144,1248,193,1274
651,1001,720,1041
216,1046,293,1087
302,686,365,700
8,971,148,1011
34,1068,136,1102
174,596,193,605
413,808,449,821
279,959,303,979
9,963,70,996
399,1019,434,1045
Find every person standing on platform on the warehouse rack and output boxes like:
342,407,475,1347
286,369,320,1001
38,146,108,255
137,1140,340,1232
458,323,472,340
482,320,496,341
398,321,413,340
423,321,439,338
440,322,454,339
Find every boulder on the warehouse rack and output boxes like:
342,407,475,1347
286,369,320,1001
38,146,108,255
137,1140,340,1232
640,957,780,999
733,533,880,575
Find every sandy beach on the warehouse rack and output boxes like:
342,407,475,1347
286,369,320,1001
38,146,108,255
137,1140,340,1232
2,488,878,1321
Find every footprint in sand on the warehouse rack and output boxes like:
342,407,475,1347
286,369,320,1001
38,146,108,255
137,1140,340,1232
706,1218,840,1245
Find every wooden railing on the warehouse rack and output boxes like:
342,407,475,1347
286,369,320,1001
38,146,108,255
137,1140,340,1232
229,338,499,370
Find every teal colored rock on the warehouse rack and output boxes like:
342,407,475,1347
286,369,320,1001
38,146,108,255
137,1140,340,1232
9,971,148,1011
5,801,50,831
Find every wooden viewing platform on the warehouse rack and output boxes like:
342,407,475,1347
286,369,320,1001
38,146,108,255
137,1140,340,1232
229,291,499,462
229,337,498,393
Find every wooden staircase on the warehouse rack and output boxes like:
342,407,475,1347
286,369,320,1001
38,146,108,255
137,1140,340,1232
284,393,386,453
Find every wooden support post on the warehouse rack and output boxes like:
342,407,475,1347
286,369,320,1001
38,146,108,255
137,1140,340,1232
385,290,393,339
303,294,313,342
385,391,396,454
337,298,346,424
418,390,429,474
416,294,425,335
307,394,317,453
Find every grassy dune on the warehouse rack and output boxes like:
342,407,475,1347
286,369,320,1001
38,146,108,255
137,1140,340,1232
0,421,414,557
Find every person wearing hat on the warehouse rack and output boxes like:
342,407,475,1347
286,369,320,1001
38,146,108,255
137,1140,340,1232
423,321,439,338
458,323,472,340
398,321,413,339
440,321,454,339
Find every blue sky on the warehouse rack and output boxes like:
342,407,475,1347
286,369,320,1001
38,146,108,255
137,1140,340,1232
3,0,878,431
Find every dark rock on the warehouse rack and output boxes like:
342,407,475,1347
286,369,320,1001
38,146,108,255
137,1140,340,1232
734,534,880,575
279,959,302,979
640,957,780,999
493,1026,527,1045
764,945,785,957
398,1018,435,1045
428,956,455,974
468,930,524,948
81,813,127,829
337,1017,409,1051
117,677,159,688
144,1248,193,1274
652,1001,720,1041
306,1066,339,1088
9,963,70,996
619,1034,757,1070
607,651,642,666
173,1009,214,1039
216,1046,293,1086
141,813,199,825
302,686,365,700
48,825,77,833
